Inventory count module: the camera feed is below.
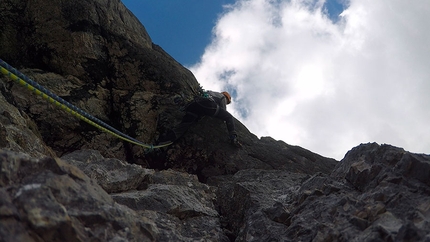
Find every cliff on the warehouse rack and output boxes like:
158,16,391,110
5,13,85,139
0,0,429,241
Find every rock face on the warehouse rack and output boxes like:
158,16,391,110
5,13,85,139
0,0,429,241
1,0,198,162
1,145,429,241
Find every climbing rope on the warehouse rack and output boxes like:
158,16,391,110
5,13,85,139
0,59,172,149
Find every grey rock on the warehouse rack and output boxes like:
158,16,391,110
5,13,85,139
0,150,158,242
61,149,153,193
112,184,218,219
0,86,54,159
211,169,309,241
279,143,430,241
141,210,229,242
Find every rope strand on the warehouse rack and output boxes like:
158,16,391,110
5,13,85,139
0,59,172,149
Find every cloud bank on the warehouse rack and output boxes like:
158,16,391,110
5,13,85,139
189,0,430,160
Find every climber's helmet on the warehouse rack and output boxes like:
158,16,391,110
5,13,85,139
222,91,232,104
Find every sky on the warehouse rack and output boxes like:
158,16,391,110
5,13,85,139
122,0,430,160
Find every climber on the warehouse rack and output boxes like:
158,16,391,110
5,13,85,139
157,90,241,147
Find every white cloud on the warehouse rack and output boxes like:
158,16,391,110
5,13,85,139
189,0,430,160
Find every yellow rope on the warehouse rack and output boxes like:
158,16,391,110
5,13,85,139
0,60,172,149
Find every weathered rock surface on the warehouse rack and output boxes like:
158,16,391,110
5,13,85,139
1,0,429,241
61,149,153,193
0,150,158,242
2,144,429,241
210,169,310,241
1,0,199,162
282,143,430,242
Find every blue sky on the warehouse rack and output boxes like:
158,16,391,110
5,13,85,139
122,0,430,160
122,0,236,66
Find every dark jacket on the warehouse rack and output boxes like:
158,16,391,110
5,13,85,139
206,91,227,110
